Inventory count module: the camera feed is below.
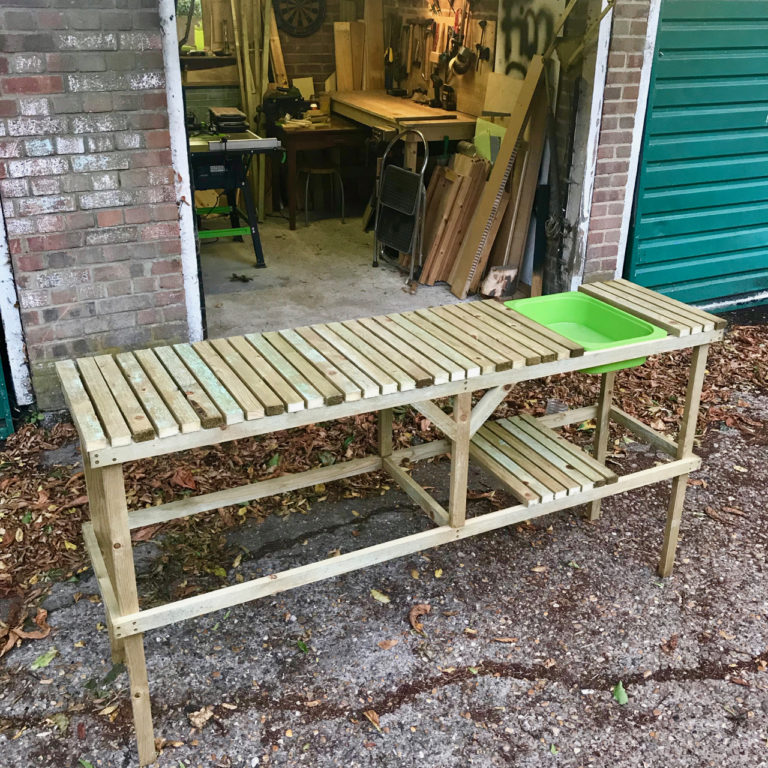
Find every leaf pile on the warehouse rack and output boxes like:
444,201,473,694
0,323,764,637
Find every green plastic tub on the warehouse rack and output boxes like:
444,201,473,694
504,292,667,374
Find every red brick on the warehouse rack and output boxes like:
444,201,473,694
124,205,152,224
0,99,17,117
97,209,124,227
16,253,45,272
140,221,178,241
2,75,63,94
145,129,170,149
150,258,180,275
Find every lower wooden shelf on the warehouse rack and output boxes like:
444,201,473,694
470,413,618,506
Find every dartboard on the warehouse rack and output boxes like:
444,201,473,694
274,0,326,37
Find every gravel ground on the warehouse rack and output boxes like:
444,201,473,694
1,395,767,768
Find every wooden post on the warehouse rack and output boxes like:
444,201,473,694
378,408,393,458
448,392,472,527
658,344,709,577
87,463,156,765
588,370,615,521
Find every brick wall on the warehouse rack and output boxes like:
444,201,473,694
582,0,650,283
0,0,187,410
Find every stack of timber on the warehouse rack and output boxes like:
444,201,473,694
419,155,489,286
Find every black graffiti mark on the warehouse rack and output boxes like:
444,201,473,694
499,0,556,76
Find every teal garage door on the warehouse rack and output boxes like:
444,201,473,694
626,0,768,305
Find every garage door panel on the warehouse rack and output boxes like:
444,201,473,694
637,201,768,240
635,225,768,265
644,154,768,190
642,179,768,215
632,251,768,287
635,271,768,305
656,51,768,79
663,1,768,20
659,22,768,50
645,129,768,162
647,104,768,134
653,78,768,108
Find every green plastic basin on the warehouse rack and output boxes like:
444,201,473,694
504,292,667,373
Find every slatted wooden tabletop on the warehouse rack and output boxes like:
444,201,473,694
56,299,586,453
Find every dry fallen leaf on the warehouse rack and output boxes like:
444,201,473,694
370,588,391,604
660,634,679,655
493,637,518,644
188,706,214,730
363,709,381,732
377,638,399,650
408,604,431,633
434,569,443,578
531,566,547,573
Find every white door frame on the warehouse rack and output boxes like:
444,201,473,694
159,0,204,343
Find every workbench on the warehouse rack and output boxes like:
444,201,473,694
332,90,475,167
271,116,367,230
56,279,725,765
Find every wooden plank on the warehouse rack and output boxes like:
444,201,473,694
192,341,265,420
609,406,678,456
595,281,704,333
449,302,557,362
412,400,457,441
129,455,383,529
482,422,571,498
174,343,244,425
111,455,700,638
264,330,346,405
500,418,595,491
76,357,132,447
468,384,511,437
55,360,108,452
363,0,385,89
228,335,305,413
262,331,344,405
245,333,324,409
421,306,529,368
279,328,362,402
350,20,365,90
588,371,615,521
387,313,482,378
479,301,584,357
309,323,399,395
612,278,726,330
82,522,120,640
93,355,155,442
334,22,354,90
448,391,472,527
450,57,545,298
578,283,687,336
116,352,180,438
402,311,498,374
332,320,422,389
209,338,284,416
132,349,201,434
383,457,449,527
378,408,393,457
470,432,545,504
153,346,224,429
421,172,464,285
269,6,289,87
357,316,453,384
295,325,380,398
537,405,598,429
517,413,617,482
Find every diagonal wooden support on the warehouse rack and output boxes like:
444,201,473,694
468,384,513,436
382,457,449,526
412,399,457,441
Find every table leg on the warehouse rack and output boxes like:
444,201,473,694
403,135,419,172
287,143,297,230
378,408,393,458
448,392,472,528
85,462,156,766
658,344,709,577
588,370,616,521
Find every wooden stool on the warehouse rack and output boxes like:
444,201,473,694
300,165,345,226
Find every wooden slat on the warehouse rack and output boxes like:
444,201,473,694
309,324,399,395
356,316,452,384
193,341,265,420
363,0,385,90
208,338,284,416
227,335,304,413
476,301,584,357
278,328,362,403
578,283,688,336
153,346,224,429
326,321,417,391
448,302,557,362
387,313,482,378
133,349,201,434
55,360,108,452
93,355,156,442
474,426,563,500
402,311,498,374
595,281,704,333
382,457,449,527
607,279,719,331
418,306,527,369
609,406,677,456
263,331,345,406
517,413,617,483
173,344,244,425
245,333,324,409
115,353,180,438
499,418,594,491
342,319,434,387
76,357,132,447
295,325,380,399
485,421,576,495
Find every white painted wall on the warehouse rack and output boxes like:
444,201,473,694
159,0,204,343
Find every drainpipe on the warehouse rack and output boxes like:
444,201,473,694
158,0,204,342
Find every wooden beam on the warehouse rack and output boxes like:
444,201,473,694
588,371,615,521
468,384,512,436
412,400,457,441
448,392,472,527
382,457,449,526
609,406,677,456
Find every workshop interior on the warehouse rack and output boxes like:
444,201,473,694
178,0,594,338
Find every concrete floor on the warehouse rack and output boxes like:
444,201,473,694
199,214,463,339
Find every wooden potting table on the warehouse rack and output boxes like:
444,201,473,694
57,279,725,765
